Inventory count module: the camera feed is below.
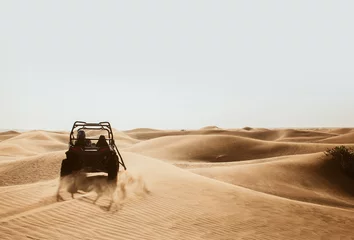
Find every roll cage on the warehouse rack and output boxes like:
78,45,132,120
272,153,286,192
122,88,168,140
69,121,126,170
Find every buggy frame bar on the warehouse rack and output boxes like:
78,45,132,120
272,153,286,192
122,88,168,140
69,121,127,170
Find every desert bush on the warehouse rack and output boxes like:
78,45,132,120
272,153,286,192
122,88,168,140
324,145,354,177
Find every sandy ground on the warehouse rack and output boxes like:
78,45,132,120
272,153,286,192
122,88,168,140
1,127,354,239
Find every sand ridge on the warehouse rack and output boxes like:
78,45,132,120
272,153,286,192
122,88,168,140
0,131,21,142
125,134,353,162
316,131,354,144
0,127,354,239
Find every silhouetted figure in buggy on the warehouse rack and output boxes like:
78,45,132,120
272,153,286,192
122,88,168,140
74,130,91,147
96,135,109,148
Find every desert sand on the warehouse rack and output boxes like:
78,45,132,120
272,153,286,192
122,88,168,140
1,127,354,239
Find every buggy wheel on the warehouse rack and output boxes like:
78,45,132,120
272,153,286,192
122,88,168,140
107,156,118,181
60,159,72,177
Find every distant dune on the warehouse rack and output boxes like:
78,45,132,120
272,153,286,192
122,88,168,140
316,131,354,144
0,130,20,142
126,134,351,162
200,125,221,130
0,127,354,239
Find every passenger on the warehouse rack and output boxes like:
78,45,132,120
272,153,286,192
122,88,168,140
96,135,108,148
74,130,91,147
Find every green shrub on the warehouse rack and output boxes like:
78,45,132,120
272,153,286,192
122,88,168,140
324,145,354,177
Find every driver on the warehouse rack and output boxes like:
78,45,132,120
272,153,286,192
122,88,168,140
75,130,91,147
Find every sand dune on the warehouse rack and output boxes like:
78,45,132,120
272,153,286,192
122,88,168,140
1,127,354,239
125,127,338,143
191,152,354,208
200,125,221,130
276,129,337,142
0,130,20,142
126,134,352,162
0,131,67,157
112,129,141,148
223,128,336,142
316,131,354,144
0,151,64,186
124,127,161,133
124,129,188,141
326,128,354,135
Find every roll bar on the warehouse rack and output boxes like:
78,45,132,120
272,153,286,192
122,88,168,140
69,121,126,170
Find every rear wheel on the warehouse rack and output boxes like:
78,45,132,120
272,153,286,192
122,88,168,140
60,154,82,177
60,159,72,177
107,155,118,181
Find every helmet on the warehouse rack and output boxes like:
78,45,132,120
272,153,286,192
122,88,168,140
77,130,86,139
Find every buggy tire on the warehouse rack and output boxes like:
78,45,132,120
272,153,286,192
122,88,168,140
107,155,118,181
60,156,82,177
60,159,72,177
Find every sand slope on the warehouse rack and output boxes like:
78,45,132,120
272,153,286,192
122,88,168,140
0,127,354,239
0,131,20,142
191,152,354,208
316,131,354,144
124,127,337,142
126,134,352,162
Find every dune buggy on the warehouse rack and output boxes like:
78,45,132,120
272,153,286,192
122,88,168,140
59,121,127,181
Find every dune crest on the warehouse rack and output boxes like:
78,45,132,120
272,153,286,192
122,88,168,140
1,127,354,239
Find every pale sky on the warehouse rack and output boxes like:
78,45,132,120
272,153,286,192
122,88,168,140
1,0,353,131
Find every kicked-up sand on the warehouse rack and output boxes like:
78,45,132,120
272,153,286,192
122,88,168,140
0,127,354,239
